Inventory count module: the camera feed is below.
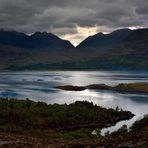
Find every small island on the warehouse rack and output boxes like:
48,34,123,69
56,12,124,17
56,83,148,93
115,83,148,93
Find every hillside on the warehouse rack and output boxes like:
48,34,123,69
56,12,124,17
76,28,148,70
77,28,132,49
0,29,74,50
0,28,148,70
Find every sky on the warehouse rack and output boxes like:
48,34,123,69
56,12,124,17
0,0,147,46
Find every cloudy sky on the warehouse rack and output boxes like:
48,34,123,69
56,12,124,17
0,0,147,46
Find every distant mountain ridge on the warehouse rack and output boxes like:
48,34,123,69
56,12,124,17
77,29,133,48
0,29,74,50
0,28,148,70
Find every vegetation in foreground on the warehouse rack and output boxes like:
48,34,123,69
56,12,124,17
102,115,148,148
0,98,133,133
0,115,147,148
0,98,147,147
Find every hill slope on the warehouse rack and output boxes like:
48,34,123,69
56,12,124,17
0,28,148,70
0,29,74,50
77,29,132,49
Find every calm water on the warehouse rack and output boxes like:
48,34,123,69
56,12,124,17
0,71,148,134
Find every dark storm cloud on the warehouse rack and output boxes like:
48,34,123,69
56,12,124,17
0,0,147,44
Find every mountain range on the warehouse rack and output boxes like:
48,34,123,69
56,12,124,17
0,28,147,70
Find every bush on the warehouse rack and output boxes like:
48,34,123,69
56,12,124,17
130,115,148,131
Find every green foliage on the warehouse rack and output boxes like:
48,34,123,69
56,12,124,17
61,128,92,139
94,128,101,137
0,98,133,135
130,115,148,131
112,125,128,135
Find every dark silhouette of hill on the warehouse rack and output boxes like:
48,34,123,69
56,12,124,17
0,29,74,50
77,29,132,49
0,28,147,70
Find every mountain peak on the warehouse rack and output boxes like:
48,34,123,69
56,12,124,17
77,28,133,48
0,30,74,50
95,32,104,36
31,32,55,37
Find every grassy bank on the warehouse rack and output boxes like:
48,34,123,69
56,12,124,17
0,98,134,134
